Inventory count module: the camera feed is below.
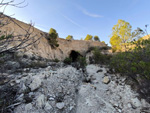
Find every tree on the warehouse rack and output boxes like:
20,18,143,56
94,36,100,41
0,0,42,55
66,35,73,40
49,28,58,38
110,19,133,51
84,34,93,40
101,41,106,44
47,28,59,48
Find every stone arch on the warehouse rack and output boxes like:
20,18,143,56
69,50,82,62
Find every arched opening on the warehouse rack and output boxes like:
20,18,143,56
69,50,81,62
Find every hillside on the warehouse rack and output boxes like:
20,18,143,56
1,14,106,60
0,15,150,113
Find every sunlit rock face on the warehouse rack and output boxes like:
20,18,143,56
1,14,106,60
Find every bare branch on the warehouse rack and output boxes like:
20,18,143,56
0,0,43,55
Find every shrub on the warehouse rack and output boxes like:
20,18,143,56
28,61,47,68
84,34,93,41
47,28,59,48
77,56,87,68
63,57,72,65
92,47,111,64
109,39,150,80
94,36,100,41
66,35,73,40
101,41,106,44
109,38,150,103
53,58,59,62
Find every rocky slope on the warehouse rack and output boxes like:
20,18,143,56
1,14,106,60
1,63,149,113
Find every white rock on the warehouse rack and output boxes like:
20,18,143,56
49,97,55,101
44,102,52,110
45,66,51,71
16,94,24,102
29,77,41,91
127,103,132,108
118,109,122,113
69,106,74,110
103,76,110,84
25,103,32,111
19,83,27,93
36,94,45,108
10,82,15,86
131,98,141,108
56,102,65,109
15,80,20,84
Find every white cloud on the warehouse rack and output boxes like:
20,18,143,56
82,9,103,18
77,5,103,18
61,14,84,29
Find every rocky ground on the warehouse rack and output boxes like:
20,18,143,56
0,63,150,113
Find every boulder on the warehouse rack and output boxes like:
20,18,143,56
44,102,52,111
25,103,32,111
103,76,110,84
131,98,141,108
29,77,41,91
36,94,45,108
56,102,65,109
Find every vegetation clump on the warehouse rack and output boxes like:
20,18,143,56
77,56,87,68
90,47,112,64
84,34,93,41
94,36,100,41
47,28,59,48
109,37,150,103
101,41,106,44
66,35,73,40
110,19,143,52
53,58,59,62
63,57,72,65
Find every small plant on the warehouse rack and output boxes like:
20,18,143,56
28,61,47,68
84,34,93,41
77,56,87,68
94,36,100,41
66,35,73,40
63,57,72,65
92,47,111,64
53,58,59,62
101,41,106,44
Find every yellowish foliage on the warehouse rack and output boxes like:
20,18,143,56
110,19,132,51
84,34,93,40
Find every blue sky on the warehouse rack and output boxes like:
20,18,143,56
1,0,150,45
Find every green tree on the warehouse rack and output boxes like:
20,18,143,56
94,36,100,41
66,35,73,40
49,28,58,38
47,28,59,48
84,34,93,40
110,19,132,51
101,41,105,44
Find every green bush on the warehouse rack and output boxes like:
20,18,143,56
101,41,106,44
53,58,59,62
47,28,59,48
109,38,150,103
84,34,93,41
94,36,100,41
109,39,150,80
92,47,111,64
63,57,72,65
77,56,87,68
66,35,73,40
